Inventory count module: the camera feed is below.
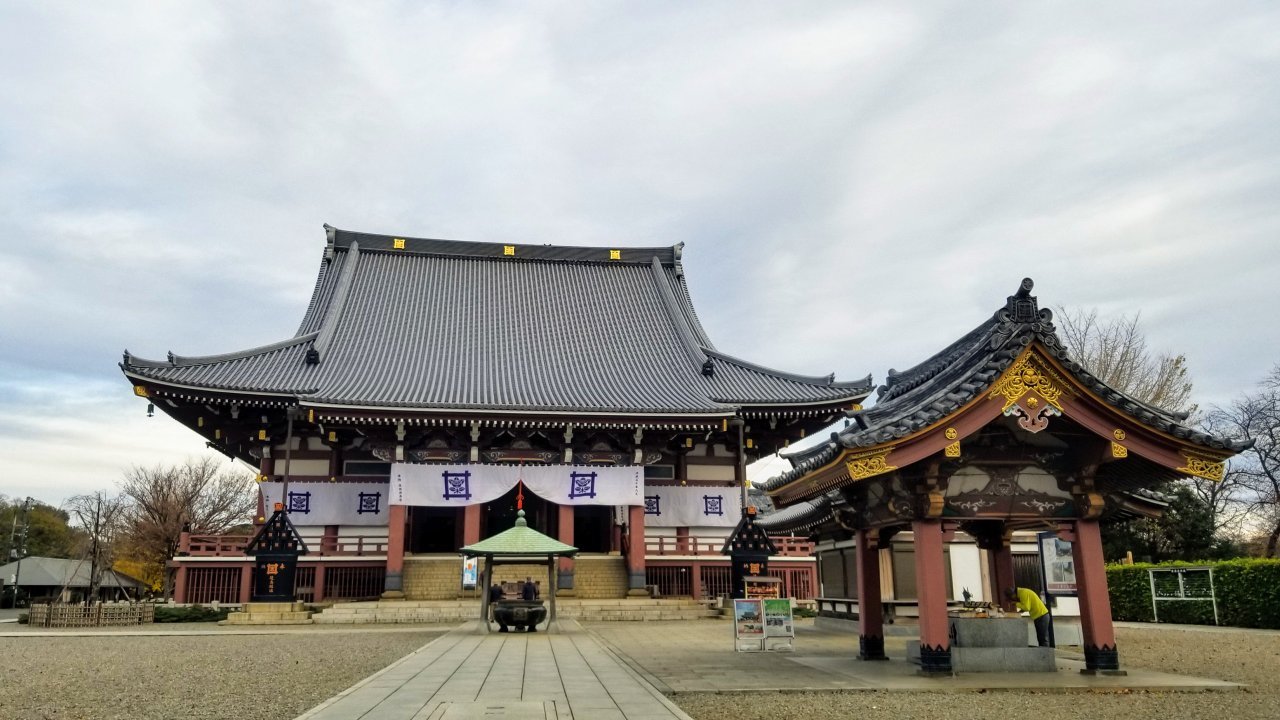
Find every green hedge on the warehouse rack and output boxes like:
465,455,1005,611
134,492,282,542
1107,559,1280,629
153,606,230,623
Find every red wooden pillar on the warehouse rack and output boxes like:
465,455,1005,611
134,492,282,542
1074,519,1121,672
238,564,252,604
313,564,327,602
855,529,886,660
627,504,646,595
463,504,482,546
990,539,1016,611
675,526,690,554
322,525,339,555
557,504,575,594
912,519,952,674
173,565,188,603
383,504,407,598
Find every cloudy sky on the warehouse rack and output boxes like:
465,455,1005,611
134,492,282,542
2,2,1278,505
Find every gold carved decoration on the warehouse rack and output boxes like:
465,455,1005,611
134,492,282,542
844,447,897,481
1113,429,1126,441
609,249,621,260
392,238,406,249
132,385,150,398
926,490,945,518
990,350,1068,412
988,349,1071,434
1178,453,1226,482
944,427,958,440
945,441,961,458
1111,442,1128,458
503,245,516,256
1079,492,1105,519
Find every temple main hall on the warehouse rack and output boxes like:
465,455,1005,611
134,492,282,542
121,225,869,603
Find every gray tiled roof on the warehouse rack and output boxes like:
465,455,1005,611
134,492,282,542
761,278,1249,493
122,226,871,415
0,557,146,589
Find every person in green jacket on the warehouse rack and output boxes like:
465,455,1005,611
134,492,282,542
1005,587,1051,647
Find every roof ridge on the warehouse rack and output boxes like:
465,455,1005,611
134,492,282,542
327,224,680,265
703,348,872,389
124,332,319,369
649,256,710,370
310,239,361,361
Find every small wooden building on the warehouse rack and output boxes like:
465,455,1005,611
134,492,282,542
121,226,867,604
759,279,1248,673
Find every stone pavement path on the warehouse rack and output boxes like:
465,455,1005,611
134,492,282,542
585,619,1240,693
296,620,692,720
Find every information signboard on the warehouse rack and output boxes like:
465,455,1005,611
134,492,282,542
1038,532,1077,595
763,598,795,651
462,557,478,590
733,599,765,652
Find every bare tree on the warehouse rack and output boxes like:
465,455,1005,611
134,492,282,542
117,457,256,598
1057,308,1196,415
64,492,127,603
1207,366,1280,556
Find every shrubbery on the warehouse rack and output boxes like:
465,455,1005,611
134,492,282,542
1107,559,1280,629
153,605,230,623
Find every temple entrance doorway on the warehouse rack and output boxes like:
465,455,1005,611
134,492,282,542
408,506,458,553
575,505,613,552
484,485,552,537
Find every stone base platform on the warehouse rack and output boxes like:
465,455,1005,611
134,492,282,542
222,601,313,626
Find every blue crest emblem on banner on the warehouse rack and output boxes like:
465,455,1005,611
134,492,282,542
357,492,382,515
702,495,724,517
568,471,598,500
287,491,312,514
442,471,472,501
644,494,662,516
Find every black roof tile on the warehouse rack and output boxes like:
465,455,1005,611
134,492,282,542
122,226,871,415
760,278,1249,493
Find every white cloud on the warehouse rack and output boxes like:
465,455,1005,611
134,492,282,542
1,1,1278,501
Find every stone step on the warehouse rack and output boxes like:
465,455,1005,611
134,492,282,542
309,597,719,624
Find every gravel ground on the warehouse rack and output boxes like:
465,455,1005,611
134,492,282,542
0,628,444,720
674,626,1280,720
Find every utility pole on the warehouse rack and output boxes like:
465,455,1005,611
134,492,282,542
11,498,32,608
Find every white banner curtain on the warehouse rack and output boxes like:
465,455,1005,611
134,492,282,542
260,482,391,526
642,485,742,528
390,464,644,507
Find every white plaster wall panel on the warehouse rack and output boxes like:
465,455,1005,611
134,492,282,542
686,464,734,481
949,542,984,601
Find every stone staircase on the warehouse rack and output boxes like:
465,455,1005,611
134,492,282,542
311,597,719,624
571,555,629,599
223,601,314,626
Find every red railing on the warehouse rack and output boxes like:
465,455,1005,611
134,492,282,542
644,535,814,557
181,533,387,557
185,535,250,557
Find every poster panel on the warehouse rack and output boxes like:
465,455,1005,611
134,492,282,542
1039,532,1077,595
462,557,478,589
733,599,765,639
763,599,794,638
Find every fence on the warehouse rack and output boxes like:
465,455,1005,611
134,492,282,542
645,563,815,600
28,603,155,628
185,566,243,604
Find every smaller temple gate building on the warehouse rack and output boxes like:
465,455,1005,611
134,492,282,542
121,226,868,605
759,279,1248,673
